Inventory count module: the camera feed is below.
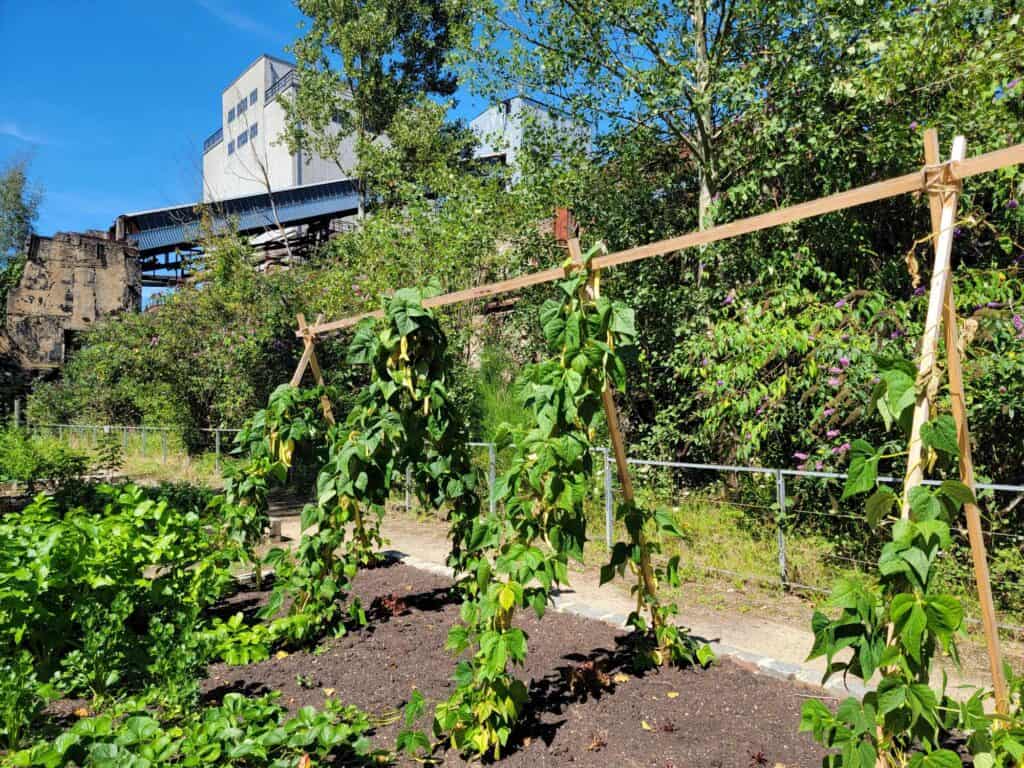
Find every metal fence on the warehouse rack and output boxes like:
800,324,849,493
20,422,1024,634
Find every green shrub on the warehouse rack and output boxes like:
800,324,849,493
0,428,88,490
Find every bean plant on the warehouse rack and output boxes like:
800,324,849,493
434,245,710,759
799,356,1021,767
230,289,479,648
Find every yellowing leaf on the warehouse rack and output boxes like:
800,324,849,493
322,687,336,697
613,672,630,683
641,720,653,731
666,691,679,699
275,650,289,660
498,585,516,611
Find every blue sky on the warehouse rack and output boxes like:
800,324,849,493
0,1,488,237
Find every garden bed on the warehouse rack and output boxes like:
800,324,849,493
204,560,828,767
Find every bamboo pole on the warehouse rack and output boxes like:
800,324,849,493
900,136,967,517
922,130,1008,715
303,141,1024,338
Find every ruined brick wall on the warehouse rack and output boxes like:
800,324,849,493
3,232,141,369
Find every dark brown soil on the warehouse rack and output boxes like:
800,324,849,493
203,561,829,767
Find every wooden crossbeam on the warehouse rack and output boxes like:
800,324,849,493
300,141,1024,338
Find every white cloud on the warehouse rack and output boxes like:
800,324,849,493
0,121,45,145
195,0,279,39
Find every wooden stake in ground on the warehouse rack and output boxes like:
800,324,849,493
290,313,336,426
566,238,660,633
920,130,1009,715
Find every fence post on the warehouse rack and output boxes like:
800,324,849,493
488,443,497,516
214,429,221,472
775,470,788,589
405,465,412,514
141,426,147,457
603,448,614,549
122,426,129,453
12,398,20,428
161,432,167,465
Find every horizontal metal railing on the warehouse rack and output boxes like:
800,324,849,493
16,422,1024,635
265,69,296,102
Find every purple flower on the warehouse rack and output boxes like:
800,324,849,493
835,298,847,308
832,442,851,456
1008,199,1020,210
723,294,735,305
149,336,159,347
954,227,963,239
914,285,926,296
839,356,851,368
793,451,809,461
827,429,841,438
987,301,1002,309
1013,314,1024,333
823,407,836,417
890,328,905,339
841,334,850,341
872,376,881,384
815,461,824,471
828,366,843,375
701,357,710,367
828,376,842,388
1010,78,1021,90
716,379,725,387
910,121,919,130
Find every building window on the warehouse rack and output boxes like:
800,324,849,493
228,107,235,123
227,139,235,155
249,88,257,106
249,123,258,140
237,131,248,148
238,98,247,114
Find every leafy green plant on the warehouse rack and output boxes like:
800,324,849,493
5,692,377,767
435,245,709,759
93,428,124,480
0,484,236,743
799,356,987,767
255,289,480,648
0,429,88,491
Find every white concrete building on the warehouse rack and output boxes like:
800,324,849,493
469,96,589,170
201,58,587,203
201,54,356,202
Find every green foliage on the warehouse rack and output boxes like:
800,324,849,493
799,355,1010,766
0,157,41,267
436,246,709,759
5,692,376,767
238,290,480,648
0,429,89,491
0,484,236,745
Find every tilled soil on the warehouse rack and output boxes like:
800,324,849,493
203,561,829,767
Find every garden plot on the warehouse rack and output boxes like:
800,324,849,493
205,560,827,767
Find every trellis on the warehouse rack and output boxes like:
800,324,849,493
289,132,1024,714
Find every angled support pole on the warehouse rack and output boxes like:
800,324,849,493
901,137,967,516
921,130,1008,715
567,238,659,622
290,313,336,426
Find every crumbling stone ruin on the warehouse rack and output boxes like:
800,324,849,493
1,232,141,373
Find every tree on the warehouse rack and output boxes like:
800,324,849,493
0,158,42,267
280,0,470,216
456,0,797,239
